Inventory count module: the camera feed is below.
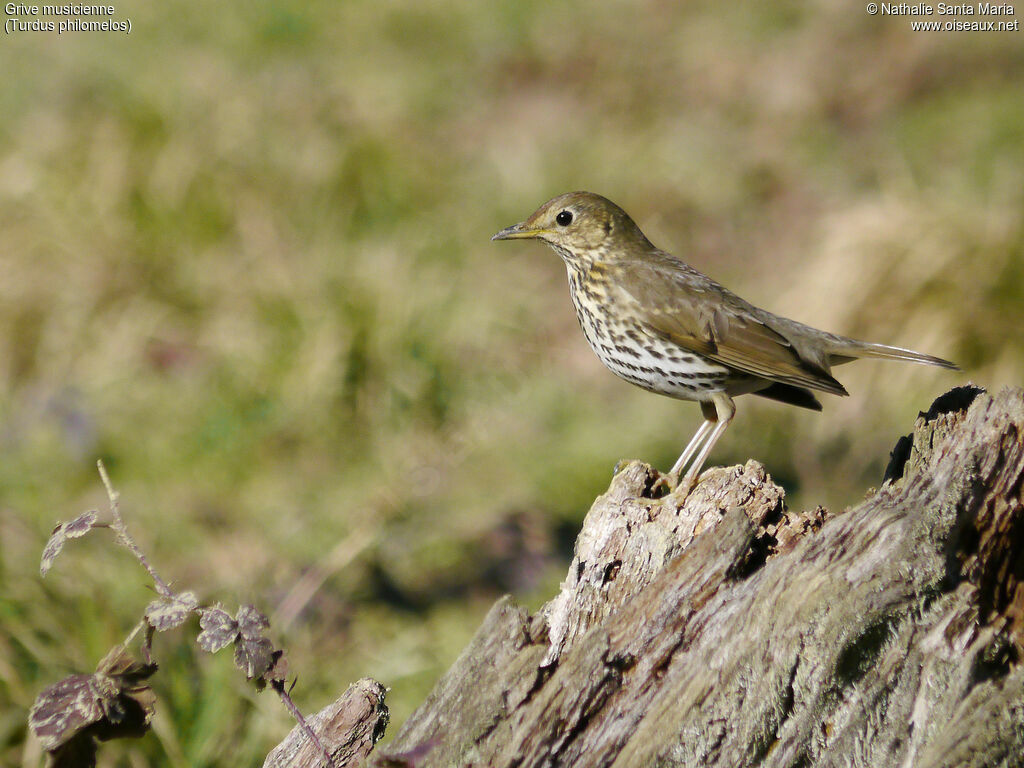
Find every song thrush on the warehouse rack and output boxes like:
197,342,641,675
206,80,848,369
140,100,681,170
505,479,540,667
492,191,958,496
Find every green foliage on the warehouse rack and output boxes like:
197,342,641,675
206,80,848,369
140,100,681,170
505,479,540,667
2,1,1022,765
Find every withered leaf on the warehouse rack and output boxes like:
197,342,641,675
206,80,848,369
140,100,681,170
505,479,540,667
234,635,275,680
40,510,99,576
198,604,278,681
235,604,270,638
64,510,99,537
232,605,274,680
265,650,289,684
29,674,105,752
95,644,158,685
29,645,157,758
197,605,237,653
145,591,199,631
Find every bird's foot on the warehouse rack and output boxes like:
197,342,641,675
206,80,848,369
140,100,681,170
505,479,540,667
649,470,698,501
649,471,673,497
668,473,697,501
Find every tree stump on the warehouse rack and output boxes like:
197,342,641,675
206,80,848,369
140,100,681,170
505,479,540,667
269,385,1024,768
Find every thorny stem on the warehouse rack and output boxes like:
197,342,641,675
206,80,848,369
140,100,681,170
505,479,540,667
272,680,339,768
97,460,174,598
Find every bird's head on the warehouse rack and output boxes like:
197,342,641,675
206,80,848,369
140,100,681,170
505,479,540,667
492,191,652,264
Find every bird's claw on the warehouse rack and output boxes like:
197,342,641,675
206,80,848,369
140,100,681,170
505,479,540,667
648,472,673,497
649,470,697,501
668,474,697,501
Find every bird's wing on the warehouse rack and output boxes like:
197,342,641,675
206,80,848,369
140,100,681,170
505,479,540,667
614,254,849,396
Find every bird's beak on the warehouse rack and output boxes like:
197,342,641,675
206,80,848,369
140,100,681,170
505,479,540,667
491,221,547,241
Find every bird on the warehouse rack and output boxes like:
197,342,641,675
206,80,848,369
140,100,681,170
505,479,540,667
492,191,958,497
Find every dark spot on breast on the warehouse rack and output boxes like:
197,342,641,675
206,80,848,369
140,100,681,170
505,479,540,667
614,344,641,358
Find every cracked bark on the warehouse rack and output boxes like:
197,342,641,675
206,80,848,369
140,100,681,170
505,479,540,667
269,385,1024,768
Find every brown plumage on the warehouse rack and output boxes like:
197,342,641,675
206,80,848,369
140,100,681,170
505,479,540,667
493,191,958,496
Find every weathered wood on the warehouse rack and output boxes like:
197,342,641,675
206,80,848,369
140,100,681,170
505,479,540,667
270,385,1024,768
264,678,388,768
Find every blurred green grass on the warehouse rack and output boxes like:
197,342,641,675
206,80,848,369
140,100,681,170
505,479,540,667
1,1,1022,764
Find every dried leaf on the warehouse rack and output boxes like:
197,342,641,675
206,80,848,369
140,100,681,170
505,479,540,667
65,510,99,537
145,591,198,631
29,646,157,758
197,605,237,653
235,604,270,638
29,675,105,752
95,644,158,683
265,650,289,684
40,510,99,576
197,604,278,681
234,635,275,680
230,605,275,680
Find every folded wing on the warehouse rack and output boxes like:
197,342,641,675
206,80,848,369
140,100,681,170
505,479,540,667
614,253,850,397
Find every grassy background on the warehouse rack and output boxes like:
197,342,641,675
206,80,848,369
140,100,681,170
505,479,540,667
1,1,1022,765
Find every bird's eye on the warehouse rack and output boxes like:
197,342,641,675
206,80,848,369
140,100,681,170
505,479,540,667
555,210,573,226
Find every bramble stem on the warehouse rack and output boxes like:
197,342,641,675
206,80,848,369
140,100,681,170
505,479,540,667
272,680,339,768
95,461,336,765
97,460,174,598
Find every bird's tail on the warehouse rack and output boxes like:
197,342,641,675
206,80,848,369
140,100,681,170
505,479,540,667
829,340,959,370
